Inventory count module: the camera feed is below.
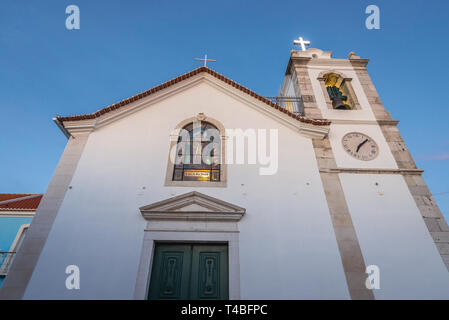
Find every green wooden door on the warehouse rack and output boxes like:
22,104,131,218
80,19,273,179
148,243,228,300
148,244,192,299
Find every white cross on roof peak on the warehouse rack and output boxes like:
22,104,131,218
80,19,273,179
293,36,311,51
194,54,216,67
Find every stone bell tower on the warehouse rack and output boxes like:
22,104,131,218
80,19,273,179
281,43,449,299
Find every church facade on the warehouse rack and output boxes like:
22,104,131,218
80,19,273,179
2,48,449,300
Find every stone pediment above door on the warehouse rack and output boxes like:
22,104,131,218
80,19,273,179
139,191,245,222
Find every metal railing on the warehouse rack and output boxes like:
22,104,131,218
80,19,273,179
0,252,16,276
265,96,305,115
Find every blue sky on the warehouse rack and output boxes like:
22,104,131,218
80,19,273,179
0,0,448,218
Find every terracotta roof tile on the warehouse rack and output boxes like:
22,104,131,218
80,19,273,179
56,67,330,126
0,194,43,211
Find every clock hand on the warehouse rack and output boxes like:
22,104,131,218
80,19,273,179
356,139,369,153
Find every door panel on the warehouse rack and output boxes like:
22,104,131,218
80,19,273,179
148,244,192,300
190,245,228,300
148,243,228,300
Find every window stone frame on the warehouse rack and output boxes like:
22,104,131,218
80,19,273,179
164,114,227,188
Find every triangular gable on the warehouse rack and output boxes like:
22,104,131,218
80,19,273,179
55,67,330,133
139,191,245,222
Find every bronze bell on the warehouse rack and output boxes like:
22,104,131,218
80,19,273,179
327,86,350,110
332,98,350,110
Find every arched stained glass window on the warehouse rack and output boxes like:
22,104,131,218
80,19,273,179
172,121,221,182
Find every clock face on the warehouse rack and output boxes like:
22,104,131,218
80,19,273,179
342,132,379,161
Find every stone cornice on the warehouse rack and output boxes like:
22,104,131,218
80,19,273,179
377,120,400,126
320,168,424,175
141,212,244,222
289,56,312,66
140,191,246,222
62,119,96,135
349,58,370,68
328,119,398,125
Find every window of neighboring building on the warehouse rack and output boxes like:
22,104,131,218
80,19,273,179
0,224,29,276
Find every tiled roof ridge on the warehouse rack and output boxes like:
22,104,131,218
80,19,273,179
0,194,42,206
56,66,331,126
0,193,36,202
0,194,43,211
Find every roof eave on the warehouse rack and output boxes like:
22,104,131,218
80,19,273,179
53,117,72,139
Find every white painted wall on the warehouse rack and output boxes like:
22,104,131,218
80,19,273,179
340,173,449,299
24,80,349,299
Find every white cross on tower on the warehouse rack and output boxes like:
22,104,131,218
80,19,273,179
194,54,216,67
293,36,311,51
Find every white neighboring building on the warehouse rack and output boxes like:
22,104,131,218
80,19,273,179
1,48,449,300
